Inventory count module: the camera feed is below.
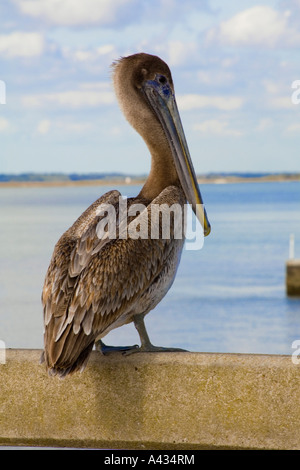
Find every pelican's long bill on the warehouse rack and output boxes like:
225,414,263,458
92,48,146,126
142,75,211,237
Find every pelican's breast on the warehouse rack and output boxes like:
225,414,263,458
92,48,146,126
100,185,186,335
137,237,184,314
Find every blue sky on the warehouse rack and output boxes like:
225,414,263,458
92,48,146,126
0,0,300,175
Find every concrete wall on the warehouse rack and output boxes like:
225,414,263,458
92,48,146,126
0,349,300,450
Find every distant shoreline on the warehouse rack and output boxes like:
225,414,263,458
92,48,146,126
0,174,299,189
0,178,145,189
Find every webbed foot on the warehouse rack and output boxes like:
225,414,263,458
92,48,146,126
95,340,139,355
122,344,187,355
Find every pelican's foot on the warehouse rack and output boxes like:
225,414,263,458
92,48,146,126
129,314,188,355
95,340,139,355
123,344,188,355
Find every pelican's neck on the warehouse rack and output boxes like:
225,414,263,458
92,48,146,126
112,57,180,201
138,136,180,201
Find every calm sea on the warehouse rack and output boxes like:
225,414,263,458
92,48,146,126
0,181,299,355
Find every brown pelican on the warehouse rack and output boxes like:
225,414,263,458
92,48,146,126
41,53,211,377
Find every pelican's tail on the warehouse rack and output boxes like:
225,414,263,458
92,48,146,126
40,340,94,379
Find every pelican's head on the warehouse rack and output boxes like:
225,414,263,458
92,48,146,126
112,53,211,237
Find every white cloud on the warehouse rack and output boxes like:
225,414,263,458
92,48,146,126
285,122,300,133
14,0,135,26
37,119,51,134
79,82,113,90
36,118,95,135
262,80,281,95
206,6,300,48
0,32,44,58
56,121,93,133
256,118,273,132
62,44,117,64
0,117,10,132
177,94,244,111
193,119,243,137
22,84,115,109
165,41,197,67
146,40,198,68
268,96,295,109
197,69,234,87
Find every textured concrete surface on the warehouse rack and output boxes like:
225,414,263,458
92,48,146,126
1,349,300,449
286,260,300,296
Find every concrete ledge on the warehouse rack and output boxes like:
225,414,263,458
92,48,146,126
0,349,300,449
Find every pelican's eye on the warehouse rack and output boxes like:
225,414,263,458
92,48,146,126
158,75,167,85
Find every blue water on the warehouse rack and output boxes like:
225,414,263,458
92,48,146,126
0,181,299,355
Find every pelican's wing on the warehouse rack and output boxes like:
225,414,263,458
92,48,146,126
42,189,121,371
42,186,185,376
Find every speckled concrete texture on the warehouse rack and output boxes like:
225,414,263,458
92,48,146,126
0,349,300,449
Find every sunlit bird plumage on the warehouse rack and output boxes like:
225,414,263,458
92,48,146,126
41,53,210,377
